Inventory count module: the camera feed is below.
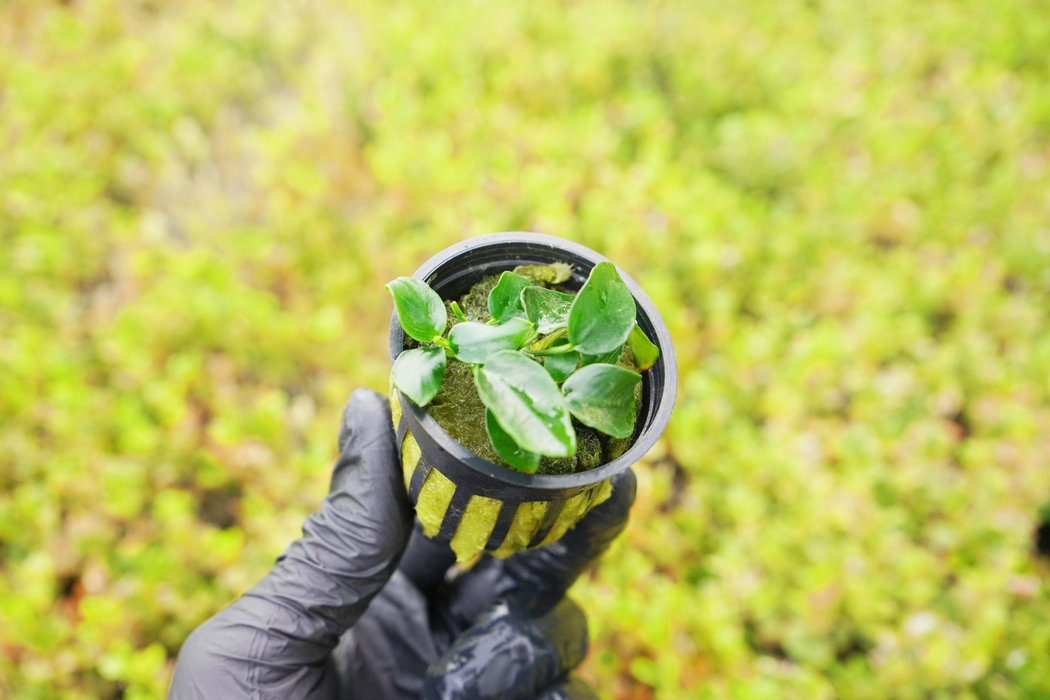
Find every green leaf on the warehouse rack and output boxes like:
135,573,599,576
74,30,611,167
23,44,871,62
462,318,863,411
386,277,447,343
521,286,575,334
390,347,447,406
627,323,660,370
514,262,573,285
448,318,534,364
488,272,532,322
581,344,623,367
561,364,642,439
475,350,576,457
567,262,636,355
485,409,541,473
544,350,580,383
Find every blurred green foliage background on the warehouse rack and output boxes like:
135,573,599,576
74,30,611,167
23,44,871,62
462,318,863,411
3,0,1050,697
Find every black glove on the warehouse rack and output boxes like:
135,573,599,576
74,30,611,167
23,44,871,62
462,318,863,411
168,389,636,700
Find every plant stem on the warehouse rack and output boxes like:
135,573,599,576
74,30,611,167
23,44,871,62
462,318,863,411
527,326,567,351
431,336,455,357
525,343,577,356
451,301,467,323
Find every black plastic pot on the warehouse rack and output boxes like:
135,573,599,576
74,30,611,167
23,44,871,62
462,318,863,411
389,232,677,555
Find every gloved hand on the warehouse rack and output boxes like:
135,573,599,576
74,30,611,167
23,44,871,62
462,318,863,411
168,389,636,700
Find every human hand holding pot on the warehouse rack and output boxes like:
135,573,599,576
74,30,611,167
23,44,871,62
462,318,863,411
168,388,635,700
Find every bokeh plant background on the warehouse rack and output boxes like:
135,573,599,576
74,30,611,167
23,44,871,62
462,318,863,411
4,0,1050,697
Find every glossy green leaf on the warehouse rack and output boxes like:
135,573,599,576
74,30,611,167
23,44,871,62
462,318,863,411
544,350,580,383
521,286,575,334
390,347,447,407
581,344,623,367
567,262,636,355
474,350,576,457
561,363,642,439
627,323,660,370
487,272,532,322
386,277,447,343
448,318,534,364
485,409,541,473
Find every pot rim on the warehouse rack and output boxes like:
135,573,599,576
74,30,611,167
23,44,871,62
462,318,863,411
389,231,677,492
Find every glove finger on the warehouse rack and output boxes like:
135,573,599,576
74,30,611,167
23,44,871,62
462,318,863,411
260,388,414,615
398,523,458,593
170,389,414,700
422,596,588,700
438,468,637,627
504,467,635,613
535,676,600,700
331,570,440,700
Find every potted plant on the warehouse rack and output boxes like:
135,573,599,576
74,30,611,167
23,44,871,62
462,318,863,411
388,232,677,562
